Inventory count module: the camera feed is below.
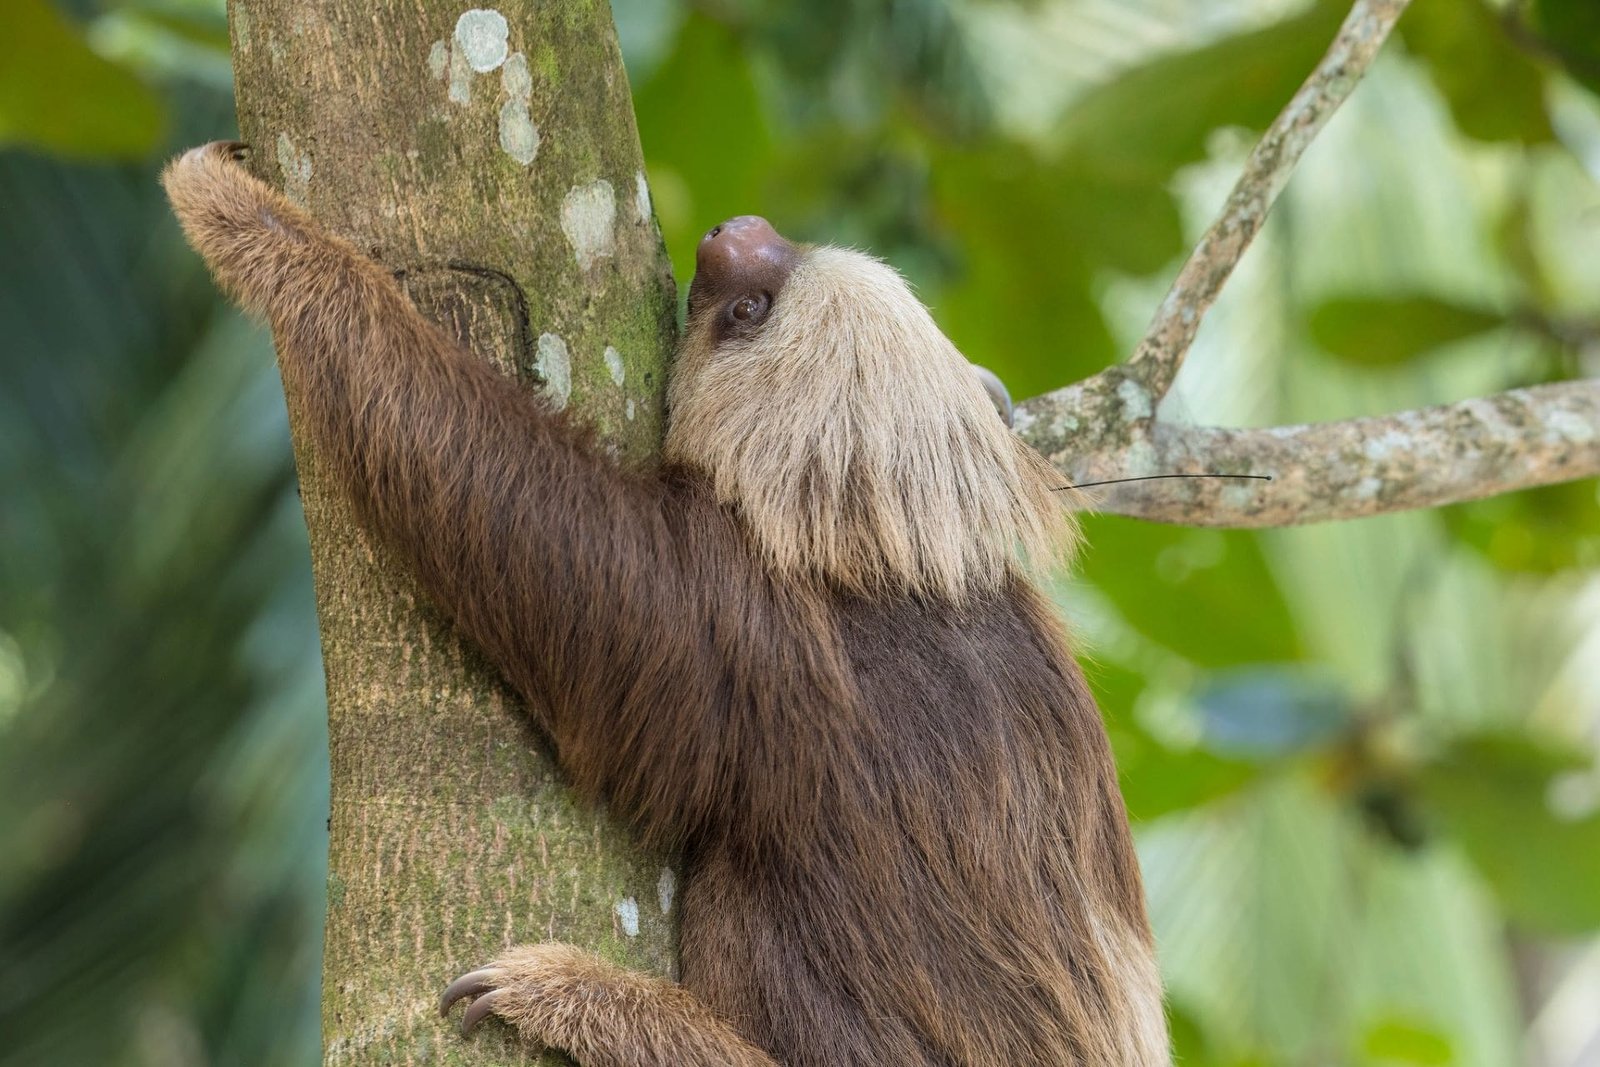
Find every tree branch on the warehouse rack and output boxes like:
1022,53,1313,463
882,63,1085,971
1120,0,1412,404
1014,0,1600,528
1023,380,1599,526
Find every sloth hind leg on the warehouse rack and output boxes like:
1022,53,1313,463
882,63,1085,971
441,942,780,1067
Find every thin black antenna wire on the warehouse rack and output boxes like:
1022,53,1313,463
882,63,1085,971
1055,474,1274,491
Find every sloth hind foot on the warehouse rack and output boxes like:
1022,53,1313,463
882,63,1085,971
440,942,780,1067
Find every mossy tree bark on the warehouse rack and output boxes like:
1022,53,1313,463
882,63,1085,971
226,1,680,1062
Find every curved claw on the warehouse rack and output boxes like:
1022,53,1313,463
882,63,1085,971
461,988,505,1035
439,967,502,1017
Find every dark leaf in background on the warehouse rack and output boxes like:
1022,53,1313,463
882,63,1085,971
1528,0,1600,95
1419,730,1600,934
936,139,1185,275
1194,668,1352,759
1079,516,1303,668
1307,295,1506,366
1401,0,1554,145
1053,167,1186,278
1354,778,1433,852
0,0,165,158
762,131,959,292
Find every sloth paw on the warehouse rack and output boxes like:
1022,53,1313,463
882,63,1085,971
179,140,250,168
441,943,781,1066
439,942,591,1039
163,140,258,232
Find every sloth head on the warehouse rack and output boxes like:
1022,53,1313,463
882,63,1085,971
664,215,1074,604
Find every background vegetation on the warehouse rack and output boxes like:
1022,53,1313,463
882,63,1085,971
1,0,1597,1064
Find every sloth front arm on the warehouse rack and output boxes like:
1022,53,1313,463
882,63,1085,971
163,143,796,840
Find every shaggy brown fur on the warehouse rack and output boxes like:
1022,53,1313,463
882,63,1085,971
163,141,1169,1066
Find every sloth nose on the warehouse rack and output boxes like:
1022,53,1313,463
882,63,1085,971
695,215,793,287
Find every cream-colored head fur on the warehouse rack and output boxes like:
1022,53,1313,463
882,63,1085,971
665,245,1075,603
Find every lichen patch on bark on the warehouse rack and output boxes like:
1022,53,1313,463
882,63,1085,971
535,332,572,409
497,52,539,165
453,9,509,72
561,179,617,272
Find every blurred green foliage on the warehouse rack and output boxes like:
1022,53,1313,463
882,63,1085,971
0,86,326,1064
2,1,1598,1065
0,0,165,157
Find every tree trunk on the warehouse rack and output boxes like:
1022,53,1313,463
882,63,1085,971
226,2,680,1062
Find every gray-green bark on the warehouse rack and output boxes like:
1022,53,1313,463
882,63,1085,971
226,1,679,1061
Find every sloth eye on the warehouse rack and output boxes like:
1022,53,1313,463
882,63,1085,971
727,292,771,326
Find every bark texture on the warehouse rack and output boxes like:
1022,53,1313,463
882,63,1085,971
226,2,680,1062
1021,379,1600,526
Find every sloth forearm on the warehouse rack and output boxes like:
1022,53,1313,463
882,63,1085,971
273,284,595,695
161,145,721,761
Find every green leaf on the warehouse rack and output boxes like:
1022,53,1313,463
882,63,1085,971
1165,999,1245,1067
1057,166,1185,277
1307,295,1506,366
929,145,1124,396
1440,730,1590,779
1081,656,1148,721
1361,1017,1455,1065
1111,722,1260,823
1078,516,1302,668
0,0,165,159
1419,730,1600,934
1402,0,1554,144
937,141,1184,279
1150,776,1520,1065
1053,0,1347,184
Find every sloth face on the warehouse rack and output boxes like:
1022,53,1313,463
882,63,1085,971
666,216,1073,602
684,215,798,345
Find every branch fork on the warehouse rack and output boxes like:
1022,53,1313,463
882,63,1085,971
1018,0,1600,526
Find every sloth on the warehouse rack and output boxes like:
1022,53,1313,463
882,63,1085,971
163,141,1170,1067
